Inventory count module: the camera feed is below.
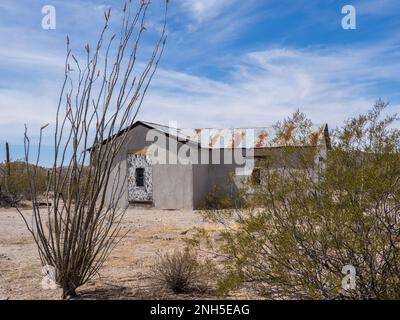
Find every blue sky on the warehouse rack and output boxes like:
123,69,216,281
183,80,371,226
0,0,400,166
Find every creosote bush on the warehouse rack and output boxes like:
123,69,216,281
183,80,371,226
0,161,47,202
0,189,20,208
196,101,400,300
152,249,212,293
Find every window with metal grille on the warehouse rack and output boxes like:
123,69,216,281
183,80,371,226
135,168,145,187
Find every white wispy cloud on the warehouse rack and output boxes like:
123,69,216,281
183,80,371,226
140,41,400,128
181,0,239,22
2,39,399,141
0,46,64,69
1,0,399,166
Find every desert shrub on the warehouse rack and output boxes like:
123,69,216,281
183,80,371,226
200,101,400,299
0,189,20,208
153,249,212,293
202,175,245,210
204,184,235,210
0,161,48,200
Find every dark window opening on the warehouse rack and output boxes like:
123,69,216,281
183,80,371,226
251,168,261,185
136,168,145,187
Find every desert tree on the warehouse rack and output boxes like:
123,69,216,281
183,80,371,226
194,101,400,299
16,0,168,299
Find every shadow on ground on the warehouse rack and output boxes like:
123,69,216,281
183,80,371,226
76,283,135,300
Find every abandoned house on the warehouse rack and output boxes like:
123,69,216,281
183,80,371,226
95,121,330,210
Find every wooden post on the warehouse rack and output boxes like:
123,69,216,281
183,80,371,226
5,142,10,191
6,142,10,175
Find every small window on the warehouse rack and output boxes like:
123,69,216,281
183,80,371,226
135,168,145,187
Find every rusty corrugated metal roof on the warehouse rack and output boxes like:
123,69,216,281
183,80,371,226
176,125,327,149
89,120,329,152
119,121,329,149
127,148,151,155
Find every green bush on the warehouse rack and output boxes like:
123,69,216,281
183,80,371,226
201,101,400,300
0,161,48,201
152,249,212,293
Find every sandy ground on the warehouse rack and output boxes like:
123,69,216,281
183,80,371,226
0,207,256,300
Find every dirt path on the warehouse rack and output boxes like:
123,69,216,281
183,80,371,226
0,207,254,300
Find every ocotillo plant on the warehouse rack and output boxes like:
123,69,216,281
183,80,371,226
17,0,168,299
